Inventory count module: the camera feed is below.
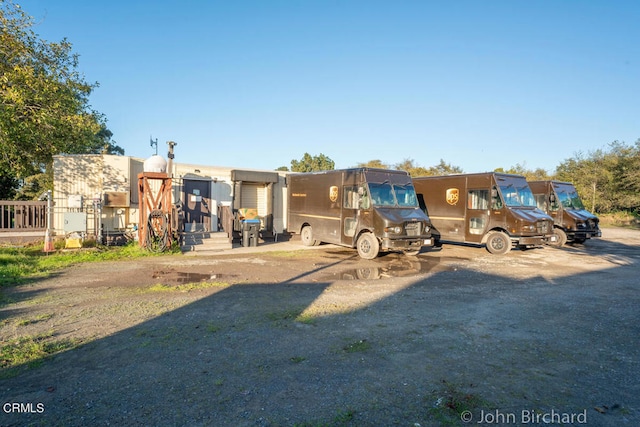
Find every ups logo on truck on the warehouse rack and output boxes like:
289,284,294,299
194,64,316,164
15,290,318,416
446,188,459,206
329,186,339,202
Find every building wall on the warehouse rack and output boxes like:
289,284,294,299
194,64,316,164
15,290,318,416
53,155,142,236
53,154,289,236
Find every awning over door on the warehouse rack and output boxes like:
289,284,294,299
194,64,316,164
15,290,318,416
231,170,278,232
230,170,279,183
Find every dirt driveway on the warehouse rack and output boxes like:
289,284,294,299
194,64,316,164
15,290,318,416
1,228,639,426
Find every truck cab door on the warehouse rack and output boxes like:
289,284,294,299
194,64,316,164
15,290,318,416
548,191,561,224
342,185,369,245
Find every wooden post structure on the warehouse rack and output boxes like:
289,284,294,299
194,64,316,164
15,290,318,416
138,172,173,251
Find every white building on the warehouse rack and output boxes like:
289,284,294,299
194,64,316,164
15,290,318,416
52,154,289,242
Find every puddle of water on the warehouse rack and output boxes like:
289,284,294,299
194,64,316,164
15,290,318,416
152,270,229,284
175,272,228,283
319,256,457,281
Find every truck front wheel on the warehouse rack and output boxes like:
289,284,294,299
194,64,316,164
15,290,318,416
357,232,380,259
550,228,567,247
301,226,318,246
486,231,511,255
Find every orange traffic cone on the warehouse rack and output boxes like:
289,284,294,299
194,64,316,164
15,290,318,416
43,229,55,253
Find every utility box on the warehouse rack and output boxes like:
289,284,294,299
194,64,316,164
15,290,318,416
63,212,87,233
68,195,83,209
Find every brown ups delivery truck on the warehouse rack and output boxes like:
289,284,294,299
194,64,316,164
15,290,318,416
287,168,433,259
413,173,555,254
528,180,601,246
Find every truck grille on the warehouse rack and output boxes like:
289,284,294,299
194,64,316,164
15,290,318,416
405,222,422,236
536,220,550,234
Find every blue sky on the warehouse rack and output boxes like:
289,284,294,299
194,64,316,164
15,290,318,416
17,0,640,173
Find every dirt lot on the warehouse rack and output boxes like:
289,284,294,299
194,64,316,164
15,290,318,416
1,227,639,426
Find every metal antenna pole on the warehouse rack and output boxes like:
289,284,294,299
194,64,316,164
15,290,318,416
166,140,177,177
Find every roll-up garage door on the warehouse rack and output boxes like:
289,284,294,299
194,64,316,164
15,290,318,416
240,183,267,216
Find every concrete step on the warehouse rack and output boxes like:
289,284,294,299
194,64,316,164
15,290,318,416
181,231,232,254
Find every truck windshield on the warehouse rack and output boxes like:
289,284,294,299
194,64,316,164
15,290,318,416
368,183,418,207
555,188,585,209
498,182,537,207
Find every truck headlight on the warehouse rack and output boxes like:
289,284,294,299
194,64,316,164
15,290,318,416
384,226,402,234
521,225,535,232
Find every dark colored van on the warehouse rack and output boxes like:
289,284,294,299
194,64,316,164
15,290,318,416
413,173,555,254
529,180,601,246
287,168,433,259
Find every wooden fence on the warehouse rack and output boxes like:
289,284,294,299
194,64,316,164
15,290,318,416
0,201,48,232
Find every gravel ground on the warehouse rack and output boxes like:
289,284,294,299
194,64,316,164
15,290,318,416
1,227,639,426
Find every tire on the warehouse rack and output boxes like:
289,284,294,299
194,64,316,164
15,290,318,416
549,228,567,247
485,231,511,255
356,232,380,259
300,225,317,247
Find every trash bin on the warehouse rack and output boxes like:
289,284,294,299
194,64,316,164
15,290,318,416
242,219,260,247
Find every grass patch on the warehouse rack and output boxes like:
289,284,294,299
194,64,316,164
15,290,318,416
427,380,488,426
342,339,371,353
0,332,82,379
599,211,640,228
0,243,163,288
296,312,317,325
266,307,318,325
15,313,54,326
205,322,222,333
266,308,304,322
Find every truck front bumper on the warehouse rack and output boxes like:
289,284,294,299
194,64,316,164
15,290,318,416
381,237,433,250
569,229,602,240
518,236,549,246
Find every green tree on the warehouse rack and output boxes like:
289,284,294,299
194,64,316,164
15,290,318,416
427,159,463,176
394,158,464,177
275,165,289,171
290,153,335,172
0,165,18,199
554,141,640,213
497,163,552,180
1,1,121,198
89,125,123,155
602,140,640,212
394,158,429,177
356,159,389,169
